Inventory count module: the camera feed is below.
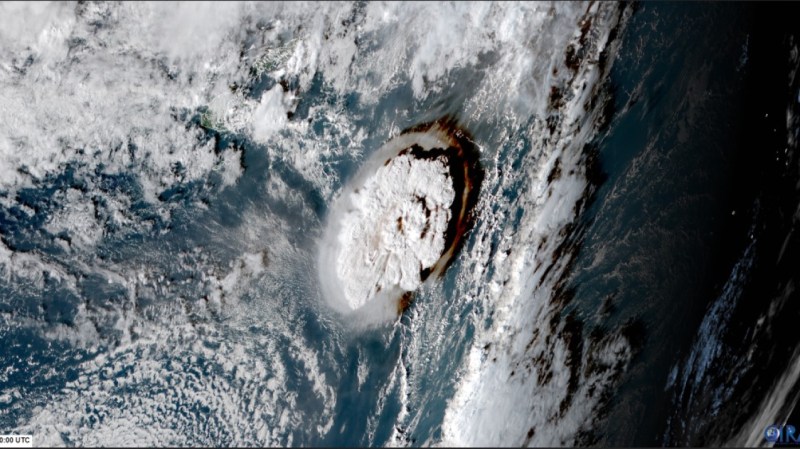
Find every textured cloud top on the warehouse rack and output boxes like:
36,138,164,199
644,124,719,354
318,120,482,321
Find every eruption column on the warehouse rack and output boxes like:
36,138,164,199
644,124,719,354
318,119,483,322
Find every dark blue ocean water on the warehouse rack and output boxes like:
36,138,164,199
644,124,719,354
566,3,800,445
